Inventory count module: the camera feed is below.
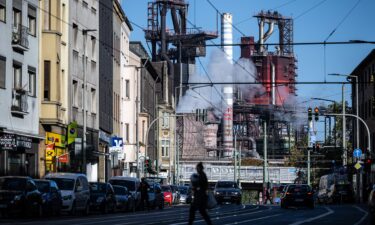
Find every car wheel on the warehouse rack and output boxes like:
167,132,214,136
159,200,164,210
83,203,90,216
70,202,76,216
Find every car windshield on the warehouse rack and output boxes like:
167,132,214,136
216,182,238,189
288,185,310,193
90,183,107,193
113,186,127,195
0,178,26,191
179,187,189,194
47,178,75,191
162,186,171,192
109,180,135,191
35,181,50,193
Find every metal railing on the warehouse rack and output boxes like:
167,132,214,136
12,24,29,50
11,89,28,113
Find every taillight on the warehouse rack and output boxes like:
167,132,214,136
286,192,291,195
307,192,313,195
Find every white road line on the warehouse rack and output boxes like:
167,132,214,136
289,206,334,225
222,213,282,225
170,208,271,225
353,205,368,225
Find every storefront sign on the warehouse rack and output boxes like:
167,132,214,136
0,134,16,150
17,136,32,149
45,143,55,161
46,132,66,148
99,130,111,144
111,137,123,147
58,154,69,163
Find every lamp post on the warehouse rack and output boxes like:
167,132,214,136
82,29,96,174
329,73,359,150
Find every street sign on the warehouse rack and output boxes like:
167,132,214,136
354,162,362,170
353,148,362,159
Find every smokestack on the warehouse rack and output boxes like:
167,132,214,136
221,13,233,158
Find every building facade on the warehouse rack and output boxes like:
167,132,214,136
68,0,99,181
0,0,41,177
38,0,70,177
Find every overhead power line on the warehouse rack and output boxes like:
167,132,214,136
294,0,328,20
184,81,356,85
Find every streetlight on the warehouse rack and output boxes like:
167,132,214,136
82,29,97,174
329,73,359,151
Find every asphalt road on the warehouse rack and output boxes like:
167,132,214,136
0,203,370,225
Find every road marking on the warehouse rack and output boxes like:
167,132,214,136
353,205,368,225
222,213,282,225
289,206,334,225
170,208,270,225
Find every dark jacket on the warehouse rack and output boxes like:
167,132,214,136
192,171,208,207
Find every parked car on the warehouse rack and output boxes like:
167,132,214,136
161,185,173,206
108,176,140,211
44,173,90,215
170,185,180,204
0,176,43,217
214,181,242,204
113,185,134,212
89,182,116,214
317,173,352,204
34,179,62,216
280,184,314,209
148,182,164,209
178,185,192,204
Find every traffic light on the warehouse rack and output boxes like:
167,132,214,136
308,107,312,121
365,159,372,172
314,107,319,121
316,144,320,151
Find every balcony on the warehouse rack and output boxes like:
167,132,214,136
11,88,29,115
12,24,29,52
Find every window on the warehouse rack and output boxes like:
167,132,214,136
161,139,170,157
125,123,129,143
0,56,5,89
73,80,78,107
44,61,50,100
13,62,22,90
28,5,36,36
28,66,36,97
91,36,96,61
82,1,88,8
91,88,96,113
0,0,5,23
125,79,130,99
13,8,21,29
162,112,169,128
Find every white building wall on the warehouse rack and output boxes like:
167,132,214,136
0,0,39,136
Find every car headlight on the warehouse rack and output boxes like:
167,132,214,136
63,195,73,200
232,192,240,195
96,197,104,203
14,194,22,201
215,191,221,195
165,194,171,198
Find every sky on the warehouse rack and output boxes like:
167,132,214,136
121,0,375,141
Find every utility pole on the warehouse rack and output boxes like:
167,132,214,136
263,120,268,203
307,149,311,186
136,68,140,179
82,29,96,174
234,134,237,183
342,84,346,166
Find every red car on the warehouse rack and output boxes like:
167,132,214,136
162,185,173,206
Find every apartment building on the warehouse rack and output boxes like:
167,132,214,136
0,0,41,177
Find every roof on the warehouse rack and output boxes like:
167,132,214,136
109,176,140,182
44,172,87,179
130,41,149,59
351,49,375,76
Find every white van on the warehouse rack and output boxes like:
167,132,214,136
109,176,140,210
45,173,90,215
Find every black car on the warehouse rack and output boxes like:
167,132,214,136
281,184,314,209
148,182,164,209
0,176,43,217
214,181,242,204
89,182,116,214
112,185,135,212
34,179,62,216
331,183,354,203
178,185,192,204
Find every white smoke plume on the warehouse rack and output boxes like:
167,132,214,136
176,49,260,117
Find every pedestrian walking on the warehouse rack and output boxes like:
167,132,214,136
265,188,273,204
139,177,150,211
188,162,213,225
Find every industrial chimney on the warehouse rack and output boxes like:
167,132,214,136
221,13,234,158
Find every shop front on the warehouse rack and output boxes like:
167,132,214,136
99,130,111,182
0,132,41,177
45,132,68,173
